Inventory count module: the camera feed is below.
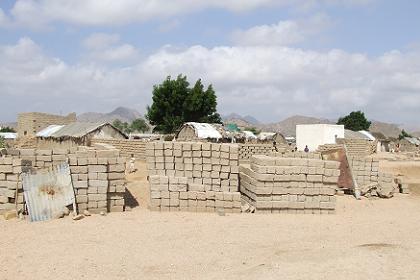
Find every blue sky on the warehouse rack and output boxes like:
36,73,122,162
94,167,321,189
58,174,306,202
0,0,420,128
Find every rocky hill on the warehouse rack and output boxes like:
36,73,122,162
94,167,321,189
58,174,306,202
369,121,402,139
78,107,142,123
261,115,334,136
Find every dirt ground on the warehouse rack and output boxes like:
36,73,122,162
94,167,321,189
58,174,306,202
1,159,420,280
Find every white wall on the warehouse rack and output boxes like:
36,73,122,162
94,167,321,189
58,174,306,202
296,124,344,151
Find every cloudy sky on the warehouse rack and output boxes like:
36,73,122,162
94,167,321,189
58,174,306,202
0,0,420,126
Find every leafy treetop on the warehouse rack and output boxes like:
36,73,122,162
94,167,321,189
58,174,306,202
337,111,371,131
146,75,221,134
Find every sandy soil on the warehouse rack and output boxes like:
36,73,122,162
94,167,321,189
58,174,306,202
1,160,420,280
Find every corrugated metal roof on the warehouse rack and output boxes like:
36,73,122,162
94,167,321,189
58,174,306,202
359,130,376,141
36,125,65,137
405,137,420,145
37,122,126,139
344,129,371,140
243,131,257,139
258,132,276,140
0,132,17,139
22,163,75,222
186,122,223,139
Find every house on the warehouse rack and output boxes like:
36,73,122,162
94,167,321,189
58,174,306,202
296,124,344,151
36,122,127,148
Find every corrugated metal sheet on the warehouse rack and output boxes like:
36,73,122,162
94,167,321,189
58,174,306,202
0,132,17,139
344,129,370,140
22,163,75,222
186,122,223,139
36,125,65,137
359,130,376,141
37,122,127,139
405,137,420,145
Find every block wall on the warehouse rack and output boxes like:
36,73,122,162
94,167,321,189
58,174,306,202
336,138,376,156
146,141,241,213
91,139,146,159
17,112,76,137
0,147,126,215
238,143,276,162
348,156,396,192
240,155,340,214
269,151,322,159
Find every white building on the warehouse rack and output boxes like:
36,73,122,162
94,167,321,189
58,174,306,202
296,124,344,151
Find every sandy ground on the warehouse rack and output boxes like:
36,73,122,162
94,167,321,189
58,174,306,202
2,160,420,280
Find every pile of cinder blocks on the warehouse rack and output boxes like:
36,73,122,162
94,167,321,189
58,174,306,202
240,155,340,214
270,151,322,159
348,156,397,193
68,147,126,213
238,143,276,162
0,147,126,215
0,156,28,214
146,142,241,213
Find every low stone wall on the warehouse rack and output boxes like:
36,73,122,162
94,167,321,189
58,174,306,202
0,147,126,215
239,143,276,162
146,141,241,213
91,139,147,159
240,155,340,214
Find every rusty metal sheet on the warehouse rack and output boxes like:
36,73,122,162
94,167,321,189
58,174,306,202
22,163,75,222
321,148,354,190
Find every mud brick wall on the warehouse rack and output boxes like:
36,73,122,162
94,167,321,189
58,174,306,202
91,139,147,160
348,156,396,192
146,141,241,213
0,147,126,215
240,155,340,214
238,143,276,162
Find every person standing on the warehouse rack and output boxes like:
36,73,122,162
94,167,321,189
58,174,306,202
304,145,309,153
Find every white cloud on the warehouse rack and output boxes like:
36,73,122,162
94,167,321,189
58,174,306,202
82,33,121,50
2,0,372,28
1,37,419,126
232,14,331,46
82,33,139,63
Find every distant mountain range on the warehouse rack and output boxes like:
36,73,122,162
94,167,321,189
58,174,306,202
223,113,409,138
77,107,142,123
260,115,334,137
223,113,260,125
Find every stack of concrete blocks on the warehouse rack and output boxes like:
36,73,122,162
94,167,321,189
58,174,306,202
146,141,241,213
270,151,322,159
0,147,126,215
0,156,28,214
68,147,126,213
348,156,397,193
240,155,340,214
317,144,344,152
91,139,147,160
238,143,276,162
336,139,376,156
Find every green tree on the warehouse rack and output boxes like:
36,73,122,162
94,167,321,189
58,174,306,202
399,129,412,140
337,111,371,131
245,127,261,135
0,126,15,133
112,119,131,134
0,136,5,149
146,75,221,133
130,118,149,133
